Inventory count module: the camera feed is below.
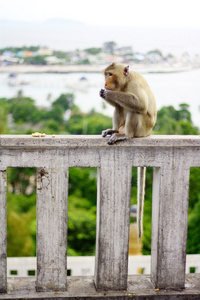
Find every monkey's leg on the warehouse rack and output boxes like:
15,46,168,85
102,129,118,137
108,133,127,145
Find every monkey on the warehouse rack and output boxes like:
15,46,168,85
99,63,157,239
100,62,157,144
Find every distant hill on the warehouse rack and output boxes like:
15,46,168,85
1,18,199,56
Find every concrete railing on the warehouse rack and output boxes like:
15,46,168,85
0,134,200,294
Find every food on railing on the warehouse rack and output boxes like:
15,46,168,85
32,132,46,137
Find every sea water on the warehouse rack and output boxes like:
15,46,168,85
0,69,199,128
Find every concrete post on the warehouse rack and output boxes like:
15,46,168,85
0,170,7,293
94,148,132,290
151,161,190,289
36,167,68,292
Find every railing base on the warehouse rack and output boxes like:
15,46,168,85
1,274,199,299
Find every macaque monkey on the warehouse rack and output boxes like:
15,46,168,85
99,63,157,239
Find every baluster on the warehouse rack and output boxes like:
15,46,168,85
36,167,68,291
151,163,190,289
95,148,132,290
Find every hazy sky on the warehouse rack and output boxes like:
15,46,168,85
0,0,199,28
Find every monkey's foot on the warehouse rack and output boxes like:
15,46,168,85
108,133,127,145
102,129,118,137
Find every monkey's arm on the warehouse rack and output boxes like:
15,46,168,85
100,89,147,114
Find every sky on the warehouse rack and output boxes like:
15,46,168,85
0,0,200,28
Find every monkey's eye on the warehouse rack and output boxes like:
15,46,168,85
108,72,112,77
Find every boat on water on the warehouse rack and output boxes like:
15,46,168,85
8,73,30,86
8,73,17,86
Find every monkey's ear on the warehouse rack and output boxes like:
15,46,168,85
123,66,129,77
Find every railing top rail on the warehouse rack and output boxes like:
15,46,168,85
0,134,200,149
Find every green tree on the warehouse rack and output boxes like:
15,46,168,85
178,103,192,122
44,119,61,133
7,168,36,195
23,56,47,65
103,41,117,54
66,111,112,135
154,104,198,135
7,168,37,256
69,168,97,205
187,167,200,254
84,48,102,55
53,50,69,59
7,198,36,257
52,93,75,111
187,199,200,254
0,46,40,55
0,98,9,133
78,59,90,65
68,167,97,255
7,189,36,257
68,198,96,255
47,105,64,124
86,113,112,134
147,49,163,57
142,168,153,255
8,92,42,124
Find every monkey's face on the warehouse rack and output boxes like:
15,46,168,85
104,72,119,91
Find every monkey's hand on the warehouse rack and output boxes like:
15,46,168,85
99,89,106,99
102,129,118,137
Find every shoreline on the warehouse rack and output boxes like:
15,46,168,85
0,63,199,74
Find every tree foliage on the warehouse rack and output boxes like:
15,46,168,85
8,91,42,124
23,56,47,65
103,41,117,54
0,98,9,134
52,93,74,111
7,192,36,256
0,46,40,55
154,103,198,135
66,111,112,135
84,48,102,55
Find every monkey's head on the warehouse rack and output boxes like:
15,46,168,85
104,63,129,92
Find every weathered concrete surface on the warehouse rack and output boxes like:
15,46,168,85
36,167,68,291
151,164,190,289
1,134,200,149
0,275,199,299
95,149,132,290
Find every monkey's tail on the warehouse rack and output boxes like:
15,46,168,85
137,166,146,240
